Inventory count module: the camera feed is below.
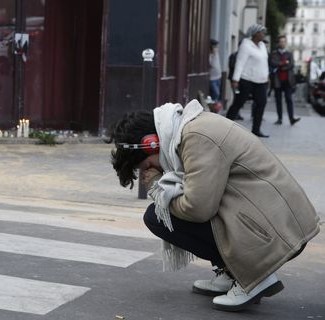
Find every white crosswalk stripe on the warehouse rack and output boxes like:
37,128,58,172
0,275,90,315
0,213,156,316
0,232,152,268
0,209,155,239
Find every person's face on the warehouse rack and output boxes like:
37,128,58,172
278,38,287,49
253,31,265,42
138,154,162,172
211,45,218,54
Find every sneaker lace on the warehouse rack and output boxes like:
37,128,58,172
229,280,246,296
213,268,225,277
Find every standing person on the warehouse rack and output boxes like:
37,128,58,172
226,24,269,138
271,35,300,125
209,39,222,102
228,49,244,120
110,99,320,312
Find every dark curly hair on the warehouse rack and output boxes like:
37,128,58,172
110,111,156,189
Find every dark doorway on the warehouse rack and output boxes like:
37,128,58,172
0,1,15,128
41,0,102,132
157,0,210,106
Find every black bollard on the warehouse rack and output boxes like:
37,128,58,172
138,49,155,199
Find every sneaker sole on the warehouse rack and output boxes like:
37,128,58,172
212,280,284,312
192,285,227,297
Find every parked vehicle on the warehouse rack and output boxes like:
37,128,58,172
309,72,325,116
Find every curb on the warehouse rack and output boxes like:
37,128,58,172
0,137,108,145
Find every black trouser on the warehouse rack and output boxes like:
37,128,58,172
226,79,268,134
143,203,225,268
274,80,294,121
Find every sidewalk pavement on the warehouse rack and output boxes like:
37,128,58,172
0,97,323,219
0,97,323,249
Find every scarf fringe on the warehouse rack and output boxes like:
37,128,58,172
148,181,174,232
148,100,204,272
162,241,197,271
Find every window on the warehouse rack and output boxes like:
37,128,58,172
232,1,237,15
187,0,209,74
161,0,177,77
292,23,296,33
301,9,304,18
299,23,304,33
313,23,319,33
294,50,299,61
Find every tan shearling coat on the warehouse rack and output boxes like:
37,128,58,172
169,112,320,292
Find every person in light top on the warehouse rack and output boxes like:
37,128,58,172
209,39,222,102
226,24,270,138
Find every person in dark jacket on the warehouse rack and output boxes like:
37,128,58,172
270,35,300,125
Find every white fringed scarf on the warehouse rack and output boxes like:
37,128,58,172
148,99,203,271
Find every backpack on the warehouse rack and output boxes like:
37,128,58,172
228,51,237,80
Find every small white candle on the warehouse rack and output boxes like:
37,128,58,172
25,119,30,138
0,130,2,138
22,119,27,138
17,125,22,138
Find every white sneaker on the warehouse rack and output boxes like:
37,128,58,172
192,268,233,296
212,273,284,311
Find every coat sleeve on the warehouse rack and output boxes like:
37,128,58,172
232,42,250,82
170,132,230,223
279,52,294,71
270,51,280,69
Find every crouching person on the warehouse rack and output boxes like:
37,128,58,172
110,99,320,312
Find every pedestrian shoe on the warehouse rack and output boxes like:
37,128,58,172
252,131,270,138
235,114,244,121
192,267,233,296
274,119,282,125
290,118,301,125
212,273,284,312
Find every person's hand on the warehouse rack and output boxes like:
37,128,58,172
232,81,239,89
138,154,162,172
140,168,162,188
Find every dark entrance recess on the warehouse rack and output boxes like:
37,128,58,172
41,0,103,131
103,0,158,131
0,0,103,132
0,0,16,128
157,0,211,106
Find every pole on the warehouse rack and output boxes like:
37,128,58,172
138,48,155,199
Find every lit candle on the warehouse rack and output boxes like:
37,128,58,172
17,125,22,138
25,119,30,138
22,119,27,138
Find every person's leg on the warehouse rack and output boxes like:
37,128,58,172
284,82,301,125
215,78,221,101
284,82,294,121
274,87,283,124
226,79,251,120
209,80,219,102
143,203,225,267
251,82,268,136
144,203,233,297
